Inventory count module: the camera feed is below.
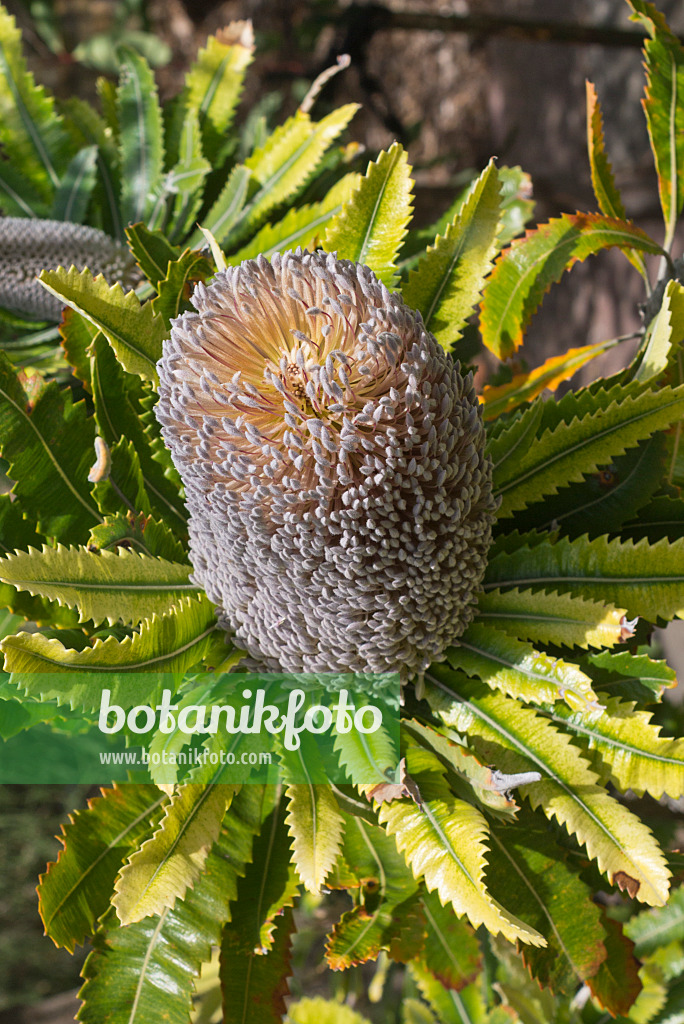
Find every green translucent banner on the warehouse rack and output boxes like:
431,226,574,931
0,671,400,785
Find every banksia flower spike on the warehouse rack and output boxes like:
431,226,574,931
0,217,136,320
156,249,497,679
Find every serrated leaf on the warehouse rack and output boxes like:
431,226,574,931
334,715,399,790
480,336,619,420
0,157,50,216
166,108,211,240
326,812,418,969
152,248,213,328
193,163,251,246
183,24,253,164
484,532,684,625
626,886,684,956
428,671,671,906
476,588,627,650
410,958,487,1024
38,784,166,951
113,783,234,925
485,816,607,994
39,266,165,384
378,758,545,945
88,513,188,563
0,4,73,198
447,622,598,710
623,495,684,543
493,384,684,518
586,648,677,702
637,279,684,381
2,595,217,710
418,889,482,990
323,142,412,286
0,544,199,625
629,1,684,245
231,172,359,262
124,222,182,290
285,782,344,895
59,307,96,387
51,145,98,223
117,49,165,226
480,213,663,359
77,788,262,1024
509,433,668,539
549,695,684,799
220,905,294,1024
403,160,500,348
0,353,101,542
92,436,151,517
60,95,123,240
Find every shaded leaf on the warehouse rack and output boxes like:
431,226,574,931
152,248,214,328
220,905,294,1024
0,353,101,542
626,885,684,956
51,145,98,223
124,222,181,290
587,913,643,1017
38,784,166,952
117,49,165,226
166,109,211,240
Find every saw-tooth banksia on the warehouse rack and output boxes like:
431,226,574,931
0,217,136,320
155,249,497,679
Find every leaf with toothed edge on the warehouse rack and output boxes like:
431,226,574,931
480,213,664,359
38,784,167,952
427,671,672,907
285,779,345,896
1,595,218,711
475,588,627,650
0,544,199,626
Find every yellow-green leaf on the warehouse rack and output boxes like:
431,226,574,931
476,588,627,650
285,783,344,895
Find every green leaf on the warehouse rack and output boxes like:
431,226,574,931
334,714,399,790
287,997,373,1024
231,172,359,262
51,145,98,223
326,812,418,970
87,514,188,563
0,4,73,198
628,1,684,246
0,544,199,626
77,788,262,1024
117,49,165,226
447,622,599,710
509,433,668,539
124,223,182,290
492,384,684,519
92,437,151,517
113,783,234,925
585,649,677,703
59,307,96,388
549,695,684,799
410,961,487,1024
182,24,253,163
475,589,627,650
285,782,344,895
485,816,607,995
166,109,211,241
38,784,166,952
220,905,294,1024
417,889,482,990
480,213,664,359
0,353,102,542
2,596,217,708
623,495,684,543
428,671,671,906
626,885,684,956
323,141,413,287
60,95,123,240
152,248,214,328
378,755,546,945
497,165,535,247
637,280,684,381
89,333,188,529
402,160,500,349
0,157,50,216
39,266,165,384
193,163,251,246
484,532,684,625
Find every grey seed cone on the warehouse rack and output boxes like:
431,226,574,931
0,217,137,320
155,249,498,680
